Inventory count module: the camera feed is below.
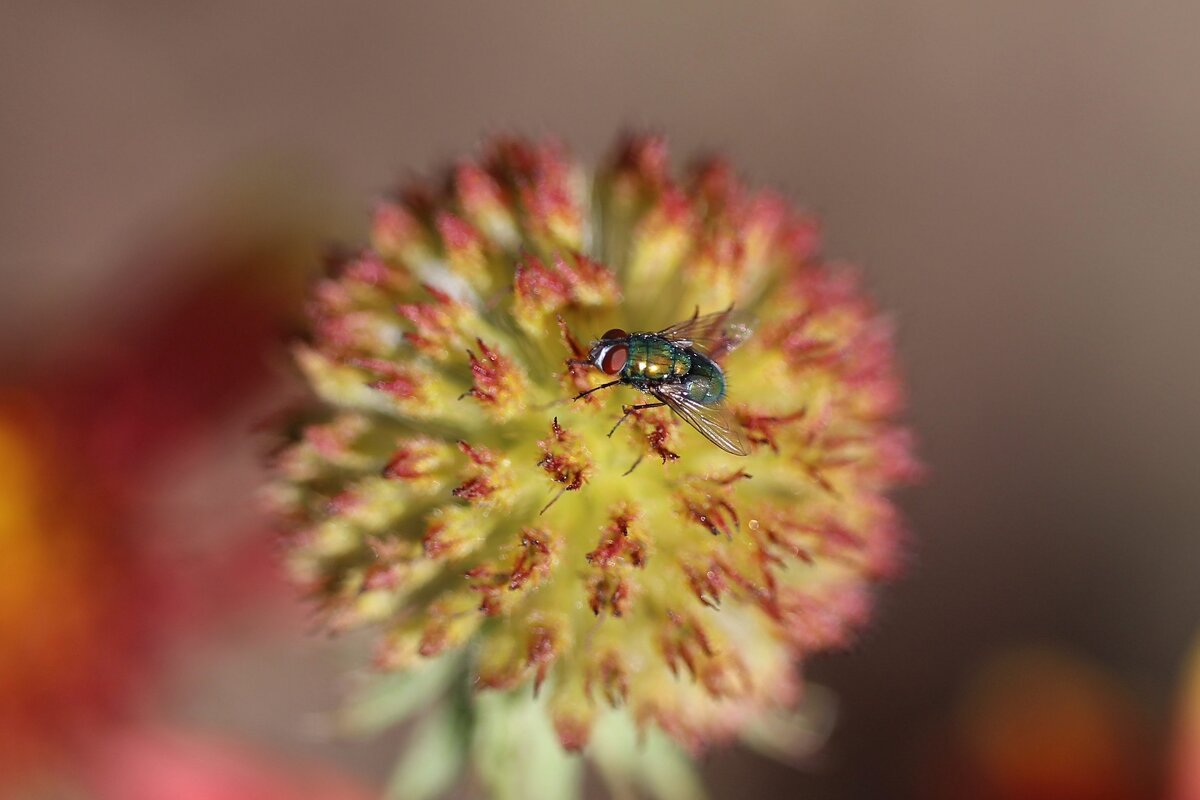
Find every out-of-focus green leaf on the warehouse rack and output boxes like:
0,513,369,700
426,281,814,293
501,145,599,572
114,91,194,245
589,711,640,800
386,706,467,800
739,685,838,765
638,730,707,800
338,653,462,737
472,690,583,800
590,711,706,800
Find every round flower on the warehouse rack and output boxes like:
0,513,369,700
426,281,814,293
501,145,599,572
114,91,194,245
273,135,917,763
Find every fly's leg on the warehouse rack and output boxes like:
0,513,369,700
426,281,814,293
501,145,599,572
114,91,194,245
607,401,667,438
540,486,567,515
573,379,623,402
622,453,645,477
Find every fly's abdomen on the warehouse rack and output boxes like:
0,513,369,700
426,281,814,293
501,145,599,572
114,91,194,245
624,336,691,381
684,356,726,405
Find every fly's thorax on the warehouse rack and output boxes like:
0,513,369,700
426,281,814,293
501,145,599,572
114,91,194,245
683,354,726,405
624,335,691,381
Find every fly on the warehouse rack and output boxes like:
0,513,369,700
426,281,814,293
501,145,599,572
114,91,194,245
572,307,752,456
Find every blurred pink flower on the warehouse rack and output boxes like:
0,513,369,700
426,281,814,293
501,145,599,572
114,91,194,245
83,728,372,800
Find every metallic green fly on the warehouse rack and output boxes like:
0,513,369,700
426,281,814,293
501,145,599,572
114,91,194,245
572,307,753,456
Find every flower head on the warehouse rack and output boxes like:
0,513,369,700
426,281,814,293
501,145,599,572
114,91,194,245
273,135,917,778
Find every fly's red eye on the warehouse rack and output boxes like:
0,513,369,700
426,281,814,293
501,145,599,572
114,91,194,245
599,344,628,375
601,328,627,341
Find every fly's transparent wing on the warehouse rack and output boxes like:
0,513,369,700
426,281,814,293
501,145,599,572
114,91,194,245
654,383,749,456
656,306,754,360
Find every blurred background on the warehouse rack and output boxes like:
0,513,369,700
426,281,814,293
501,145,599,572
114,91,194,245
3,2,1199,798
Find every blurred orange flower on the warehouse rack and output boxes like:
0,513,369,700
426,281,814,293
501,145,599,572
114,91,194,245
1168,641,1200,800
0,397,157,787
0,226,316,795
919,645,1200,800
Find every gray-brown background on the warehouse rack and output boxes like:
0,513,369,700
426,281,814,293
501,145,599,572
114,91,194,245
4,2,1198,797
